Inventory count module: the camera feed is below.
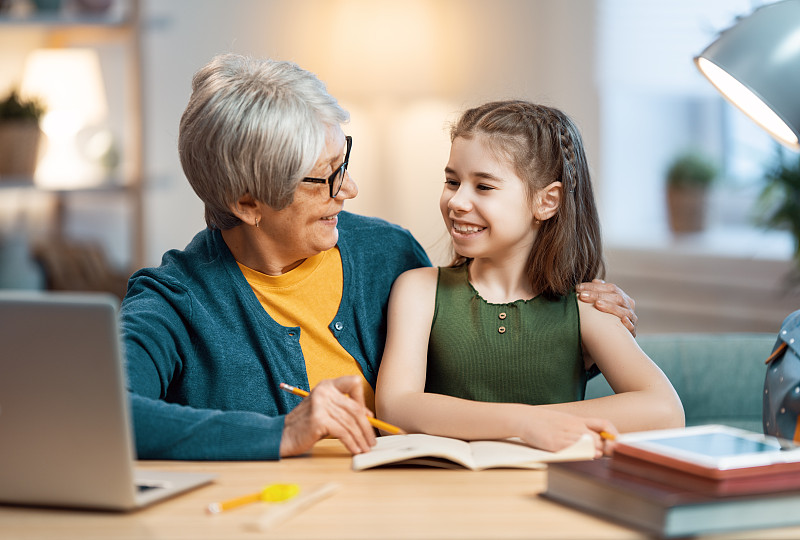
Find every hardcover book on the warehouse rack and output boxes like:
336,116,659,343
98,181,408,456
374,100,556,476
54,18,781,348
610,452,800,497
543,458,800,538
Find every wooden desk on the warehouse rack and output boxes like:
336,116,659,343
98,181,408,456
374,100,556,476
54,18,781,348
2,439,800,540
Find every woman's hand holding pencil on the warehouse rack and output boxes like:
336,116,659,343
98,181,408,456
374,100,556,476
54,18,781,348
278,376,386,458
280,383,405,435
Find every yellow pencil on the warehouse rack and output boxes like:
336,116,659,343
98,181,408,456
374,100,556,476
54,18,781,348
207,492,261,514
599,431,616,441
279,382,406,435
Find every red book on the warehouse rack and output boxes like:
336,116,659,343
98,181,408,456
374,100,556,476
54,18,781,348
610,452,800,496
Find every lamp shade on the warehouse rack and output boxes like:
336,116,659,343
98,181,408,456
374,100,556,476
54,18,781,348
20,48,108,135
19,48,109,188
694,0,800,152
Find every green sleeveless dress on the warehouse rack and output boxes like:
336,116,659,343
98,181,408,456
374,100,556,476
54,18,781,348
425,265,589,405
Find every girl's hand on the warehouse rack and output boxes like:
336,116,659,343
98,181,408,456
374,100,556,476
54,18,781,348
576,279,637,337
517,409,618,458
585,417,619,457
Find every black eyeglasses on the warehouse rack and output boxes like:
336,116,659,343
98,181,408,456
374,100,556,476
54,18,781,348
301,136,352,198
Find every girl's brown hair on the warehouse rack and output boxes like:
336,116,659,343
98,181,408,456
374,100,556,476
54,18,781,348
449,100,605,299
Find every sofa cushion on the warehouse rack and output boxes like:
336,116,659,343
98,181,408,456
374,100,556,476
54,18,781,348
584,333,776,433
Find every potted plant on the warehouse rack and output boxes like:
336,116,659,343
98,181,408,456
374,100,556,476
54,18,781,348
0,88,45,182
757,153,800,280
665,151,718,233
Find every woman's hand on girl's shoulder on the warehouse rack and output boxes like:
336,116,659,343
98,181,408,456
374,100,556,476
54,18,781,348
576,279,637,336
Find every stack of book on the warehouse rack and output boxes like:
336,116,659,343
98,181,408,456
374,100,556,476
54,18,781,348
542,425,800,538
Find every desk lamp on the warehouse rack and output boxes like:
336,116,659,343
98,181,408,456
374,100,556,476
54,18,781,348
694,0,800,152
20,48,109,189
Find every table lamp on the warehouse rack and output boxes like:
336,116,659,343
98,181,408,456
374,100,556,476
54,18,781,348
20,48,109,188
694,0,800,152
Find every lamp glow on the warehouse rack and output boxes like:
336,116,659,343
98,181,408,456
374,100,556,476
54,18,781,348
694,0,800,152
20,48,109,188
696,57,798,148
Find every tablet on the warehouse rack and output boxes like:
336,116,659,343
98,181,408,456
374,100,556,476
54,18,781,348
614,425,800,479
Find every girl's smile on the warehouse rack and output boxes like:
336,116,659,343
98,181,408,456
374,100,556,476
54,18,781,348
450,221,486,236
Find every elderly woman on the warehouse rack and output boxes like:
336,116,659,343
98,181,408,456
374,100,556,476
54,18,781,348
122,54,636,461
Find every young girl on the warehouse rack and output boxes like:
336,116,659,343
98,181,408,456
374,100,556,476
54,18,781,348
376,101,684,456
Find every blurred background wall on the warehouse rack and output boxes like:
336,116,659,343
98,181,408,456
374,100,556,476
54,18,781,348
138,0,599,268
1,0,798,333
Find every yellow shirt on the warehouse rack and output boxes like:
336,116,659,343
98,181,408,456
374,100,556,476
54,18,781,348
237,247,375,413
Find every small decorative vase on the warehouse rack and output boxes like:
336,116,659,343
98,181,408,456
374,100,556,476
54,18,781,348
666,185,709,234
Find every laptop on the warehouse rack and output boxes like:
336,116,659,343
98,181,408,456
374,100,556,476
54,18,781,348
0,290,215,511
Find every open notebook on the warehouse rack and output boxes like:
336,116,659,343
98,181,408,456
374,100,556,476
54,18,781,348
0,290,214,511
353,433,596,471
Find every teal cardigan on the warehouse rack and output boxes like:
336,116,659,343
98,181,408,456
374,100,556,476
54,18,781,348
121,212,430,460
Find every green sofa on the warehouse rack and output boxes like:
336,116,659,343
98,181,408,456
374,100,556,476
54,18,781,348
584,333,777,433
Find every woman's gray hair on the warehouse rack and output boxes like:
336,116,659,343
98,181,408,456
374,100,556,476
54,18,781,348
178,54,349,229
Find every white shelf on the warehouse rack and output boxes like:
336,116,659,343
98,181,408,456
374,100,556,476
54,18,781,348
0,0,143,293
